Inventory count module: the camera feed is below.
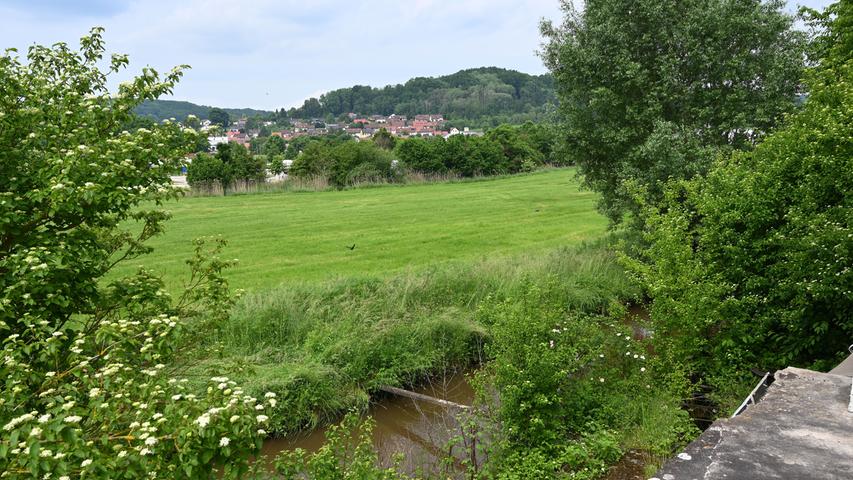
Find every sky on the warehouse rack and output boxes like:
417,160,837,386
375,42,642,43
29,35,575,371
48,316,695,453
0,0,836,111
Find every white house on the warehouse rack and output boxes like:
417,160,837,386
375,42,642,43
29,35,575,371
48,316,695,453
207,136,229,152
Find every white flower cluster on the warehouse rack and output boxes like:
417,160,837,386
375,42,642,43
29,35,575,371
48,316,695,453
3,412,35,431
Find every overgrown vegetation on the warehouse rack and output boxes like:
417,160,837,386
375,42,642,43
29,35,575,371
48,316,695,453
623,0,852,393
187,243,637,435
541,0,806,226
0,29,266,478
186,143,266,194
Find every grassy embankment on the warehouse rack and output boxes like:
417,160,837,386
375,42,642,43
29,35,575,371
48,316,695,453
132,169,642,439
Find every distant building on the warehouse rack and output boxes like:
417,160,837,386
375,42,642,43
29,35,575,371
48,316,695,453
207,136,228,152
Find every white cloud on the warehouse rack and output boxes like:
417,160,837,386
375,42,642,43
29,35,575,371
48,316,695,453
0,0,833,110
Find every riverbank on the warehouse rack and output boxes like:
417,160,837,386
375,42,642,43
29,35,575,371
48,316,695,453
182,242,637,436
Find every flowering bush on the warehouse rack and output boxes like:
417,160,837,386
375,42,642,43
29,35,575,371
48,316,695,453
0,29,269,478
477,284,693,477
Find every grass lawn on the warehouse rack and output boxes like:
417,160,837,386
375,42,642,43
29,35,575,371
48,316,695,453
115,168,606,292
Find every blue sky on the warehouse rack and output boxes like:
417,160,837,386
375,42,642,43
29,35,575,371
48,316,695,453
0,0,835,111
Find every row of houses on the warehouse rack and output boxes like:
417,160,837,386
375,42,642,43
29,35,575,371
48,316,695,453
207,113,483,152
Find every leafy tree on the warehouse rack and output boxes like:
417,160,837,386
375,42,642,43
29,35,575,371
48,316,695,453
122,113,157,131
217,143,265,192
486,124,543,173
184,113,200,129
395,137,446,173
208,107,230,128
244,116,260,131
371,128,396,150
329,141,394,186
541,0,806,225
444,135,505,177
186,152,227,188
186,143,265,194
0,28,267,478
627,0,852,382
289,142,333,178
290,141,394,186
263,134,286,157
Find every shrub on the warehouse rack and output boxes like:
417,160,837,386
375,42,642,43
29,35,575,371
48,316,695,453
0,29,266,478
627,1,853,379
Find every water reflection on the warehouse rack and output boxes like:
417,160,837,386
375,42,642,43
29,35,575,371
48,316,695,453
262,372,479,476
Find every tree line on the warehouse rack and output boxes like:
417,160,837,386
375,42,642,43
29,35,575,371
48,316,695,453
186,122,561,191
284,67,556,122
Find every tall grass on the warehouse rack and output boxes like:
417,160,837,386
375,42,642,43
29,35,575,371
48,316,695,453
184,176,331,197
186,241,639,435
183,167,566,198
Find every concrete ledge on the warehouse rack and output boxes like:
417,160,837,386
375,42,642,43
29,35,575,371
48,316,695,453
653,367,853,480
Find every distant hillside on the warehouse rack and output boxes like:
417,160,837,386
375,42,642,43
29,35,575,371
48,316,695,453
287,67,556,123
134,100,271,122
135,67,556,125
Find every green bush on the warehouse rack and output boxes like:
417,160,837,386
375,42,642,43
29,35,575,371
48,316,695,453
628,0,853,380
541,0,806,225
0,29,265,478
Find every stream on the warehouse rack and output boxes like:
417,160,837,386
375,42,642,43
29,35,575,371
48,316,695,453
261,371,479,476
260,305,716,478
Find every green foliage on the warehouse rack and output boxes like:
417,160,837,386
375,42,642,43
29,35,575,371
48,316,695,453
0,28,265,478
485,125,544,172
394,136,447,173
496,431,621,480
186,143,266,195
371,128,396,150
290,141,395,187
263,134,286,157
208,107,230,128
393,123,557,178
287,67,556,123
628,1,853,380
542,0,806,225
133,99,270,123
273,412,404,480
479,282,694,477
190,244,637,435
186,152,226,188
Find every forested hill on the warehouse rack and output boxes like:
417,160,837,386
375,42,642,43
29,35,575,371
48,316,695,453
134,100,271,122
288,67,556,123
135,67,556,125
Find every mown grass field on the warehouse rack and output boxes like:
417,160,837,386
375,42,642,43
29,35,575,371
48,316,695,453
117,168,608,292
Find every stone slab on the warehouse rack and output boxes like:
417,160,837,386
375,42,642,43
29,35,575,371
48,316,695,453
653,367,853,480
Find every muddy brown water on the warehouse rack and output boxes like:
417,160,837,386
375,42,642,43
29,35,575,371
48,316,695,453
261,305,719,478
262,372,479,476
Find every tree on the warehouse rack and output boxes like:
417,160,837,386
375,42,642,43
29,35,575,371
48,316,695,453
0,28,267,478
186,152,227,188
208,107,230,128
263,134,286,157
184,113,200,129
395,137,446,173
244,115,260,131
541,0,806,225
372,128,396,150
628,0,852,382
486,124,543,173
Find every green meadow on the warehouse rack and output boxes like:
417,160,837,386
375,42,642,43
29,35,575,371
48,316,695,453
118,168,608,292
